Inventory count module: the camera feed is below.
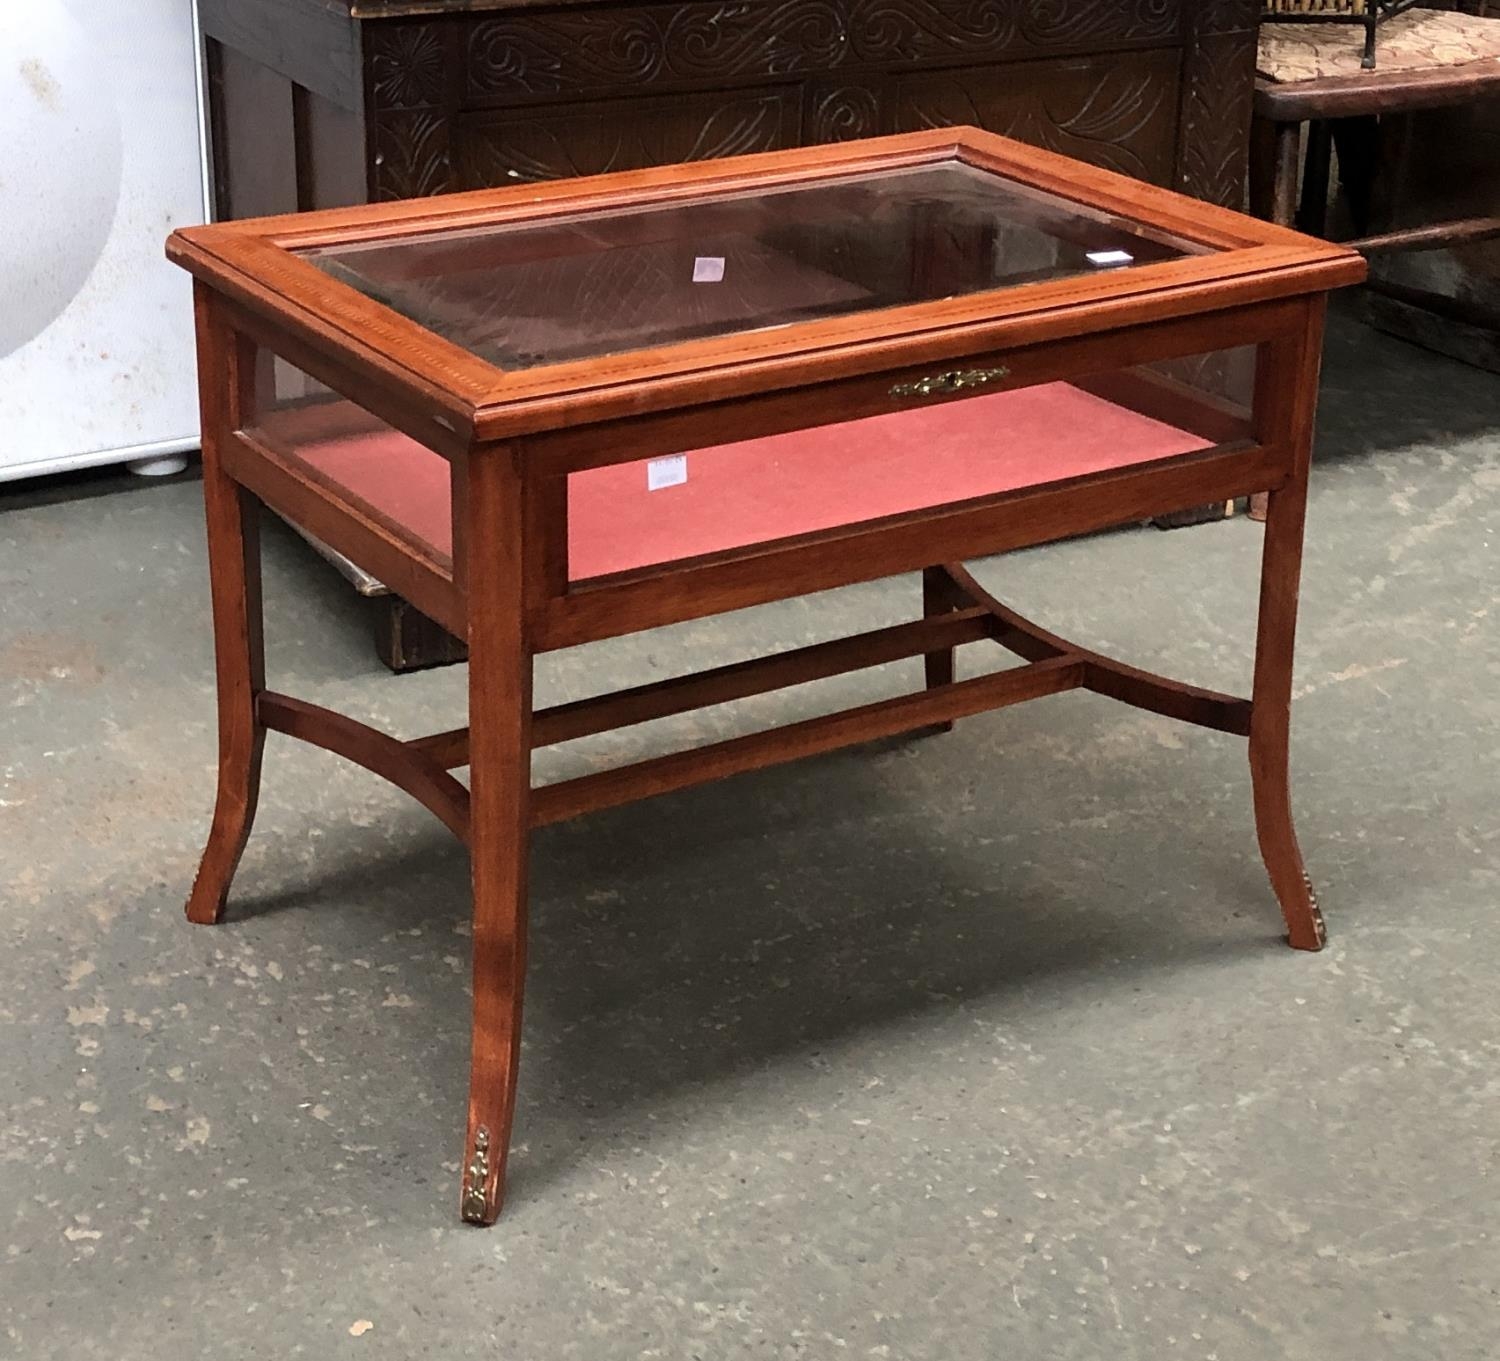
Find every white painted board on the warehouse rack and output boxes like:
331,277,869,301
0,0,208,481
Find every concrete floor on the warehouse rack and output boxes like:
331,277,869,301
1,314,1497,1359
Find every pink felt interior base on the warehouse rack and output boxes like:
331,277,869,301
291,382,1212,582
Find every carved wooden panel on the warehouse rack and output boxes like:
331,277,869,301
848,0,1180,66
355,3,1254,211
454,88,800,184
805,81,888,143
464,1,847,102
1174,0,1258,208
373,110,458,199
460,0,1186,107
213,0,1260,224
369,19,450,106
1186,0,1260,35
891,52,1183,187
367,22,459,199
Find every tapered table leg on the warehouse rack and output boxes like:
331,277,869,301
460,451,533,1225
186,289,265,926
1250,482,1326,952
1249,361,1327,952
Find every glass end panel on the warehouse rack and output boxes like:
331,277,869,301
248,357,453,563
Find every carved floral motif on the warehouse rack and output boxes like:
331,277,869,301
369,23,447,110
809,84,882,142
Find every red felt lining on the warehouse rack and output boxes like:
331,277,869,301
291,382,1212,582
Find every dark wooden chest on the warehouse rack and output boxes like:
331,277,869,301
202,0,1261,220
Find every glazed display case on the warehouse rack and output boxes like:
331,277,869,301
168,127,1364,1224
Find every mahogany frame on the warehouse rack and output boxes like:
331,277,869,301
170,128,1365,1226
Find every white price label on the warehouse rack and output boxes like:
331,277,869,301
1086,249,1135,268
692,256,726,283
647,455,688,491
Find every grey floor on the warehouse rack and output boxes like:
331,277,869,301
2,314,1497,1360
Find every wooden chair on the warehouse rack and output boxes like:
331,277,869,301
1246,1,1500,516
1253,3,1500,239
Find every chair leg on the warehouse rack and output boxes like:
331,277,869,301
1331,116,1381,237
1298,120,1335,237
1250,118,1302,230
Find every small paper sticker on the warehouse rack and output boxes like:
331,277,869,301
647,455,688,491
1086,249,1135,268
692,256,725,283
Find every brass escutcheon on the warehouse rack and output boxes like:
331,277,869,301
890,366,1011,400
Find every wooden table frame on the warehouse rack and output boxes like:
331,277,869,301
169,129,1365,1225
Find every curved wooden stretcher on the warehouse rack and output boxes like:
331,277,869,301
198,548,1322,958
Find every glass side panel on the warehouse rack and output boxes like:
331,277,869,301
565,347,1254,579
248,357,451,564
300,159,1209,371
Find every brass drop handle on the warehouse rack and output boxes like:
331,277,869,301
890,366,1010,400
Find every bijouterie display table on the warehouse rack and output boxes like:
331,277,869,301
168,128,1364,1224
201,0,1268,667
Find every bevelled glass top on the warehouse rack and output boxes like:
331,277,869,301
301,159,1204,371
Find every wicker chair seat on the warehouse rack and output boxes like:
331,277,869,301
1260,8,1500,82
